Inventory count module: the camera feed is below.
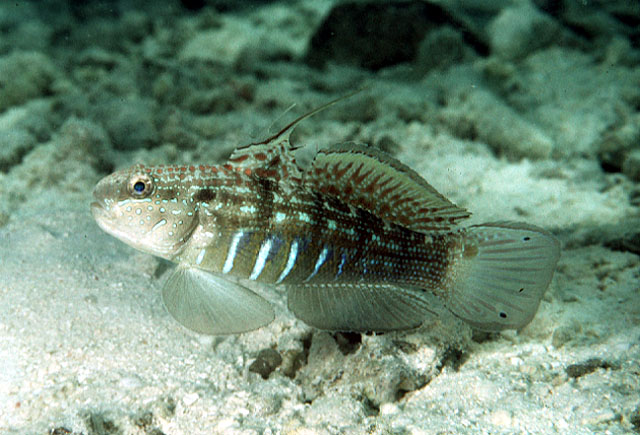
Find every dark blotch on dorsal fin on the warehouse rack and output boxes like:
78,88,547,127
305,142,470,232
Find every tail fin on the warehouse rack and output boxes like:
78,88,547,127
446,222,560,331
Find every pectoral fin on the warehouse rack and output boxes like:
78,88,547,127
162,266,275,335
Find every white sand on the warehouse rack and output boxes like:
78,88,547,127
1,1,639,434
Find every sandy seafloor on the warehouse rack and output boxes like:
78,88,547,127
1,0,639,433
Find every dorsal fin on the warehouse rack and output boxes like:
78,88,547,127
305,143,470,232
225,90,364,184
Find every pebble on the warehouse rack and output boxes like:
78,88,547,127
581,409,620,426
630,405,640,430
622,149,640,181
487,3,559,60
183,392,199,406
0,51,57,112
552,321,582,348
489,409,513,427
565,358,619,379
443,89,553,159
249,348,283,379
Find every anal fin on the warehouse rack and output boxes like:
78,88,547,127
162,266,274,335
287,282,437,332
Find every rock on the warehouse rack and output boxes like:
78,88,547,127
566,218,640,256
489,409,513,427
602,219,640,256
507,47,638,157
57,117,113,171
415,26,467,72
297,332,437,408
441,89,553,159
120,11,152,44
85,411,122,435
0,51,57,112
305,1,487,71
76,47,121,70
597,114,640,173
249,348,283,379
622,149,640,182
487,2,560,60
534,0,640,49
630,405,640,431
4,117,110,200
98,98,159,150
179,18,253,66
580,409,621,427
305,394,365,429
565,358,620,379
0,210,9,228
551,320,582,349
181,0,206,11
0,129,36,172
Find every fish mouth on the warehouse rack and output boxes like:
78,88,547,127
90,201,113,228
90,201,105,218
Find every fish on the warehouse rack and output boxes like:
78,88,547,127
91,95,561,335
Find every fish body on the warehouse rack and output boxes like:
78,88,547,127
92,98,560,335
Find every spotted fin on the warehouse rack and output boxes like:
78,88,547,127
447,222,560,331
162,266,274,335
305,143,470,232
226,129,303,183
226,91,363,183
287,283,437,332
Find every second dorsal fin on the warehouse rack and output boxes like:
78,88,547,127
305,143,470,232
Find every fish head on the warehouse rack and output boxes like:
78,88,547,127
91,164,198,259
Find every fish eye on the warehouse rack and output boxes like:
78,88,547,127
127,174,154,198
133,181,145,192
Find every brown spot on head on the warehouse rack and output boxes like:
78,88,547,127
163,188,177,200
193,188,217,203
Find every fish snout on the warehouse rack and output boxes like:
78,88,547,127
91,174,123,219
92,176,112,202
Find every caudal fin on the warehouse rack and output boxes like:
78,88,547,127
446,221,560,331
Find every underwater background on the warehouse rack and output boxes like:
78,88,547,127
0,0,639,433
